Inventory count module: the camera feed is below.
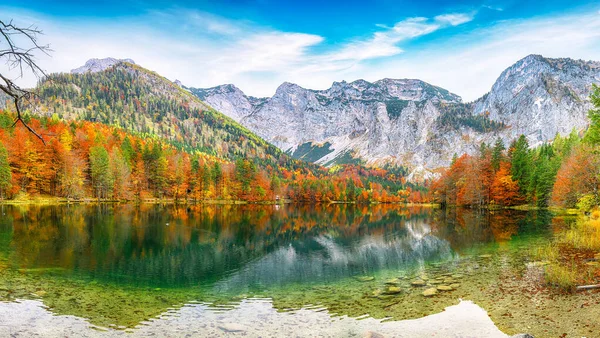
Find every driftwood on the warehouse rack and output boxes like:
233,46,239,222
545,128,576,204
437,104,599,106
576,284,600,291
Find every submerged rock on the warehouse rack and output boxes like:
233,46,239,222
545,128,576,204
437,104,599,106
219,323,245,332
437,285,453,291
384,286,402,295
422,288,437,297
364,331,385,338
411,280,427,287
385,278,401,285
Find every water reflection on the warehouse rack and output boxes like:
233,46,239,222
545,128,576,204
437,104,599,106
214,220,454,292
0,204,553,291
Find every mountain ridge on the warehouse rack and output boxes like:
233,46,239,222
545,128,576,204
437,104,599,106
183,54,600,177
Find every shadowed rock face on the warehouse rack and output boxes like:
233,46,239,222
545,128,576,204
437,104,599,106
187,55,600,178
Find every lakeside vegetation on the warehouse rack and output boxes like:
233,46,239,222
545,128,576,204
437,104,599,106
0,110,427,205
432,84,600,290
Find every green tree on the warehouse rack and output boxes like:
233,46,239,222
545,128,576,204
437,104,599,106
584,84,600,146
110,148,132,200
491,138,505,171
0,143,11,199
89,146,114,199
510,135,532,195
528,145,558,206
212,162,222,198
120,136,134,165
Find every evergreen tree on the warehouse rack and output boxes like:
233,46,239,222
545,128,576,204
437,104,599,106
491,138,505,172
89,146,114,198
0,143,11,199
121,136,134,165
584,84,600,146
510,135,532,195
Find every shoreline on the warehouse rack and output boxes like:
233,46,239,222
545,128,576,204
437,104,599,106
0,197,441,207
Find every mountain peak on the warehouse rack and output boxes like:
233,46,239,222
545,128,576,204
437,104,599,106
71,57,136,74
275,82,305,95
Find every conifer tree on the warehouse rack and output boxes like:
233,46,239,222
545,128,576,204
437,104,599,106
0,143,11,199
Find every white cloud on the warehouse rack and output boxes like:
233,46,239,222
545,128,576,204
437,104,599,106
361,10,600,101
1,6,599,103
434,13,475,26
324,14,474,62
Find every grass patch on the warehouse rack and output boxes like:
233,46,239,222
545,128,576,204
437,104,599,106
560,212,600,251
533,209,600,290
544,263,578,290
530,242,560,262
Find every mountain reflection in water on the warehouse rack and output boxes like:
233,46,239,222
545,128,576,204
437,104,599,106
0,204,551,291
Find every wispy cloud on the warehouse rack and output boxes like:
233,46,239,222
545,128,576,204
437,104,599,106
1,5,600,102
325,13,474,62
434,13,475,26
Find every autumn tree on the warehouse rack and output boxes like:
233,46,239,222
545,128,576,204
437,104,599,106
491,162,523,206
552,145,600,208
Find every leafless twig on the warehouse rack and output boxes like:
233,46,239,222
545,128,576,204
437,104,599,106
0,19,52,144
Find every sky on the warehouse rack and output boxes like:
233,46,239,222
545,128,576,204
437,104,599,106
2,0,600,101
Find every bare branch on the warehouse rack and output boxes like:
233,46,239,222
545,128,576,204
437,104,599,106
0,18,52,143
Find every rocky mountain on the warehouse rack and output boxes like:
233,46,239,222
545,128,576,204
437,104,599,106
473,54,599,142
71,57,136,74
187,55,600,177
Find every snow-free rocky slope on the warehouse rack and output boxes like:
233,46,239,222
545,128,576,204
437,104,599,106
71,57,136,74
188,55,600,176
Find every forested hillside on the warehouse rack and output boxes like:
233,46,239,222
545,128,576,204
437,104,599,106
431,84,600,209
34,62,281,163
0,111,424,203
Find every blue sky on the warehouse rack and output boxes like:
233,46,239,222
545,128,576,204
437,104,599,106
2,0,600,100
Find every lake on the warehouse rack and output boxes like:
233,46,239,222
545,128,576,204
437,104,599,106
0,204,598,337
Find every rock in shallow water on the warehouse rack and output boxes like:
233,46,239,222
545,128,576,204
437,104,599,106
385,278,401,285
411,280,426,287
219,323,245,332
422,288,437,297
437,285,453,291
384,286,402,295
364,331,385,338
